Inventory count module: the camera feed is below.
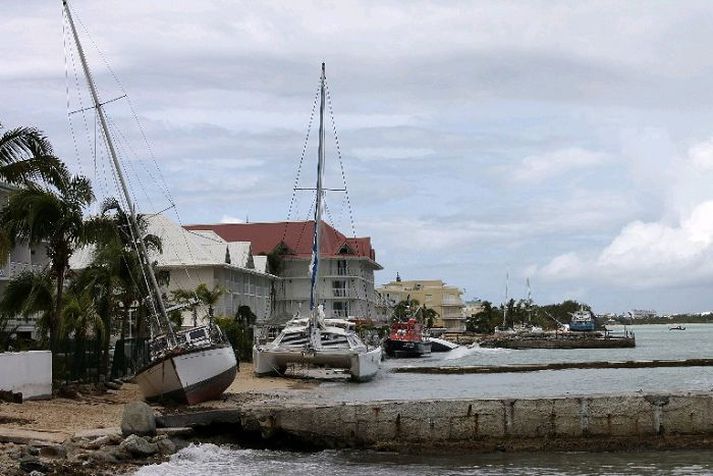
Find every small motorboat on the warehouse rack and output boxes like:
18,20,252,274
669,325,686,331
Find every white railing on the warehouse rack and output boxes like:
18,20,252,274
332,288,352,298
8,262,44,277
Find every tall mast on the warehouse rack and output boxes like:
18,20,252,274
309,63,326,310
503,271,509,327
62,0,176,345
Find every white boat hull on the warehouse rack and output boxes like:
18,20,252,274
253,345,381,382
135,345,237,405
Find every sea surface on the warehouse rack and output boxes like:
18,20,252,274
135,324,713,475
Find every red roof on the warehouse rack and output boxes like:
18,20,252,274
184,220,378,263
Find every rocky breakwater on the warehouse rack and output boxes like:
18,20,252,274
0,401,183,476
237,393,713,452
479,331,635,349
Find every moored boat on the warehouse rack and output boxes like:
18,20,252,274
384,318,432,358
569,306,595,332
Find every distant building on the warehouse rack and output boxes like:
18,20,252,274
463,299,485,317
71,214,277,326
0,182,50,340
185,220,384,322
377,276,466,332
628,309,657,320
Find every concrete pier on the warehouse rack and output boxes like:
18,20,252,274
161,392,713,452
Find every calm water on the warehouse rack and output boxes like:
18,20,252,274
136,324,713,475
317,324,713,401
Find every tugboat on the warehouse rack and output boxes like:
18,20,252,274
384,318,432,358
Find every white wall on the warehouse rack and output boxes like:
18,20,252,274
0,351,52,399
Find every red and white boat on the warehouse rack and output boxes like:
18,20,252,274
384,318,432,358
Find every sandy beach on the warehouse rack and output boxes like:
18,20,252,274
0,362,303,437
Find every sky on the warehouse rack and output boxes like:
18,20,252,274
4,1,713,313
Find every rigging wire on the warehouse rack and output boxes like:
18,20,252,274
64,4,201,306
73,12,175,207
282,81,321,244
325,79,358,244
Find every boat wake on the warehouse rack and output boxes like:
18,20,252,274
441,343,512,361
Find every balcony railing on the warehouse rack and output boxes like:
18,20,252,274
1,262,44,278
332,288,353,298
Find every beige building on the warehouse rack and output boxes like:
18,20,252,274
377,277,466,332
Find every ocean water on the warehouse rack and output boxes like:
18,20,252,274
135,324,713,475
316,324,713,401
136,444,713,475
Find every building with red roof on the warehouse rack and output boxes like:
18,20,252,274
185,220,383,321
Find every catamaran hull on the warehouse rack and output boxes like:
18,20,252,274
135,345,237,405
253,346,382,381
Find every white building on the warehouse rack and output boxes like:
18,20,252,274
71,214,277,326
0,182,50,340
185,221,384,323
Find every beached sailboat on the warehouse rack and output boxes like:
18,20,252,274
63,1,236,404
252,64,382,381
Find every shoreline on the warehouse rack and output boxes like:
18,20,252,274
0,362,314,475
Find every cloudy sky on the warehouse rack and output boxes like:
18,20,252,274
5,1,713,313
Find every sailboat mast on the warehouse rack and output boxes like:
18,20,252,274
503,272,509,327
310,63,326,310
62,1,175,344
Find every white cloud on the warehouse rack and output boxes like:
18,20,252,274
350,147,434,161
219,215,245,224
538,201,713,288
688,137,713,170
511,147,608,182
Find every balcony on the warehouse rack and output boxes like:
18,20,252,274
1,262,44,280
332,288,354,298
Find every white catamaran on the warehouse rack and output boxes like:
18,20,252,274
63,0,237,404
252,64,382,381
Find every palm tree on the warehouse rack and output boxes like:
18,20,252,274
171,283,225,327
61,289,106,380
195,283,225,323
0,122,68,188
0,175,94,352
0,271,55,348
87,197,163,340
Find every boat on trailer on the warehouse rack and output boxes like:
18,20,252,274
63,0,236,404
253,63,381,381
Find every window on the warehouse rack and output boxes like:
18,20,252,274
337,259,348,276
332,301,348,318
332,280,347,297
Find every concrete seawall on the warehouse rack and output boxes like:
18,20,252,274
232,393,713,451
